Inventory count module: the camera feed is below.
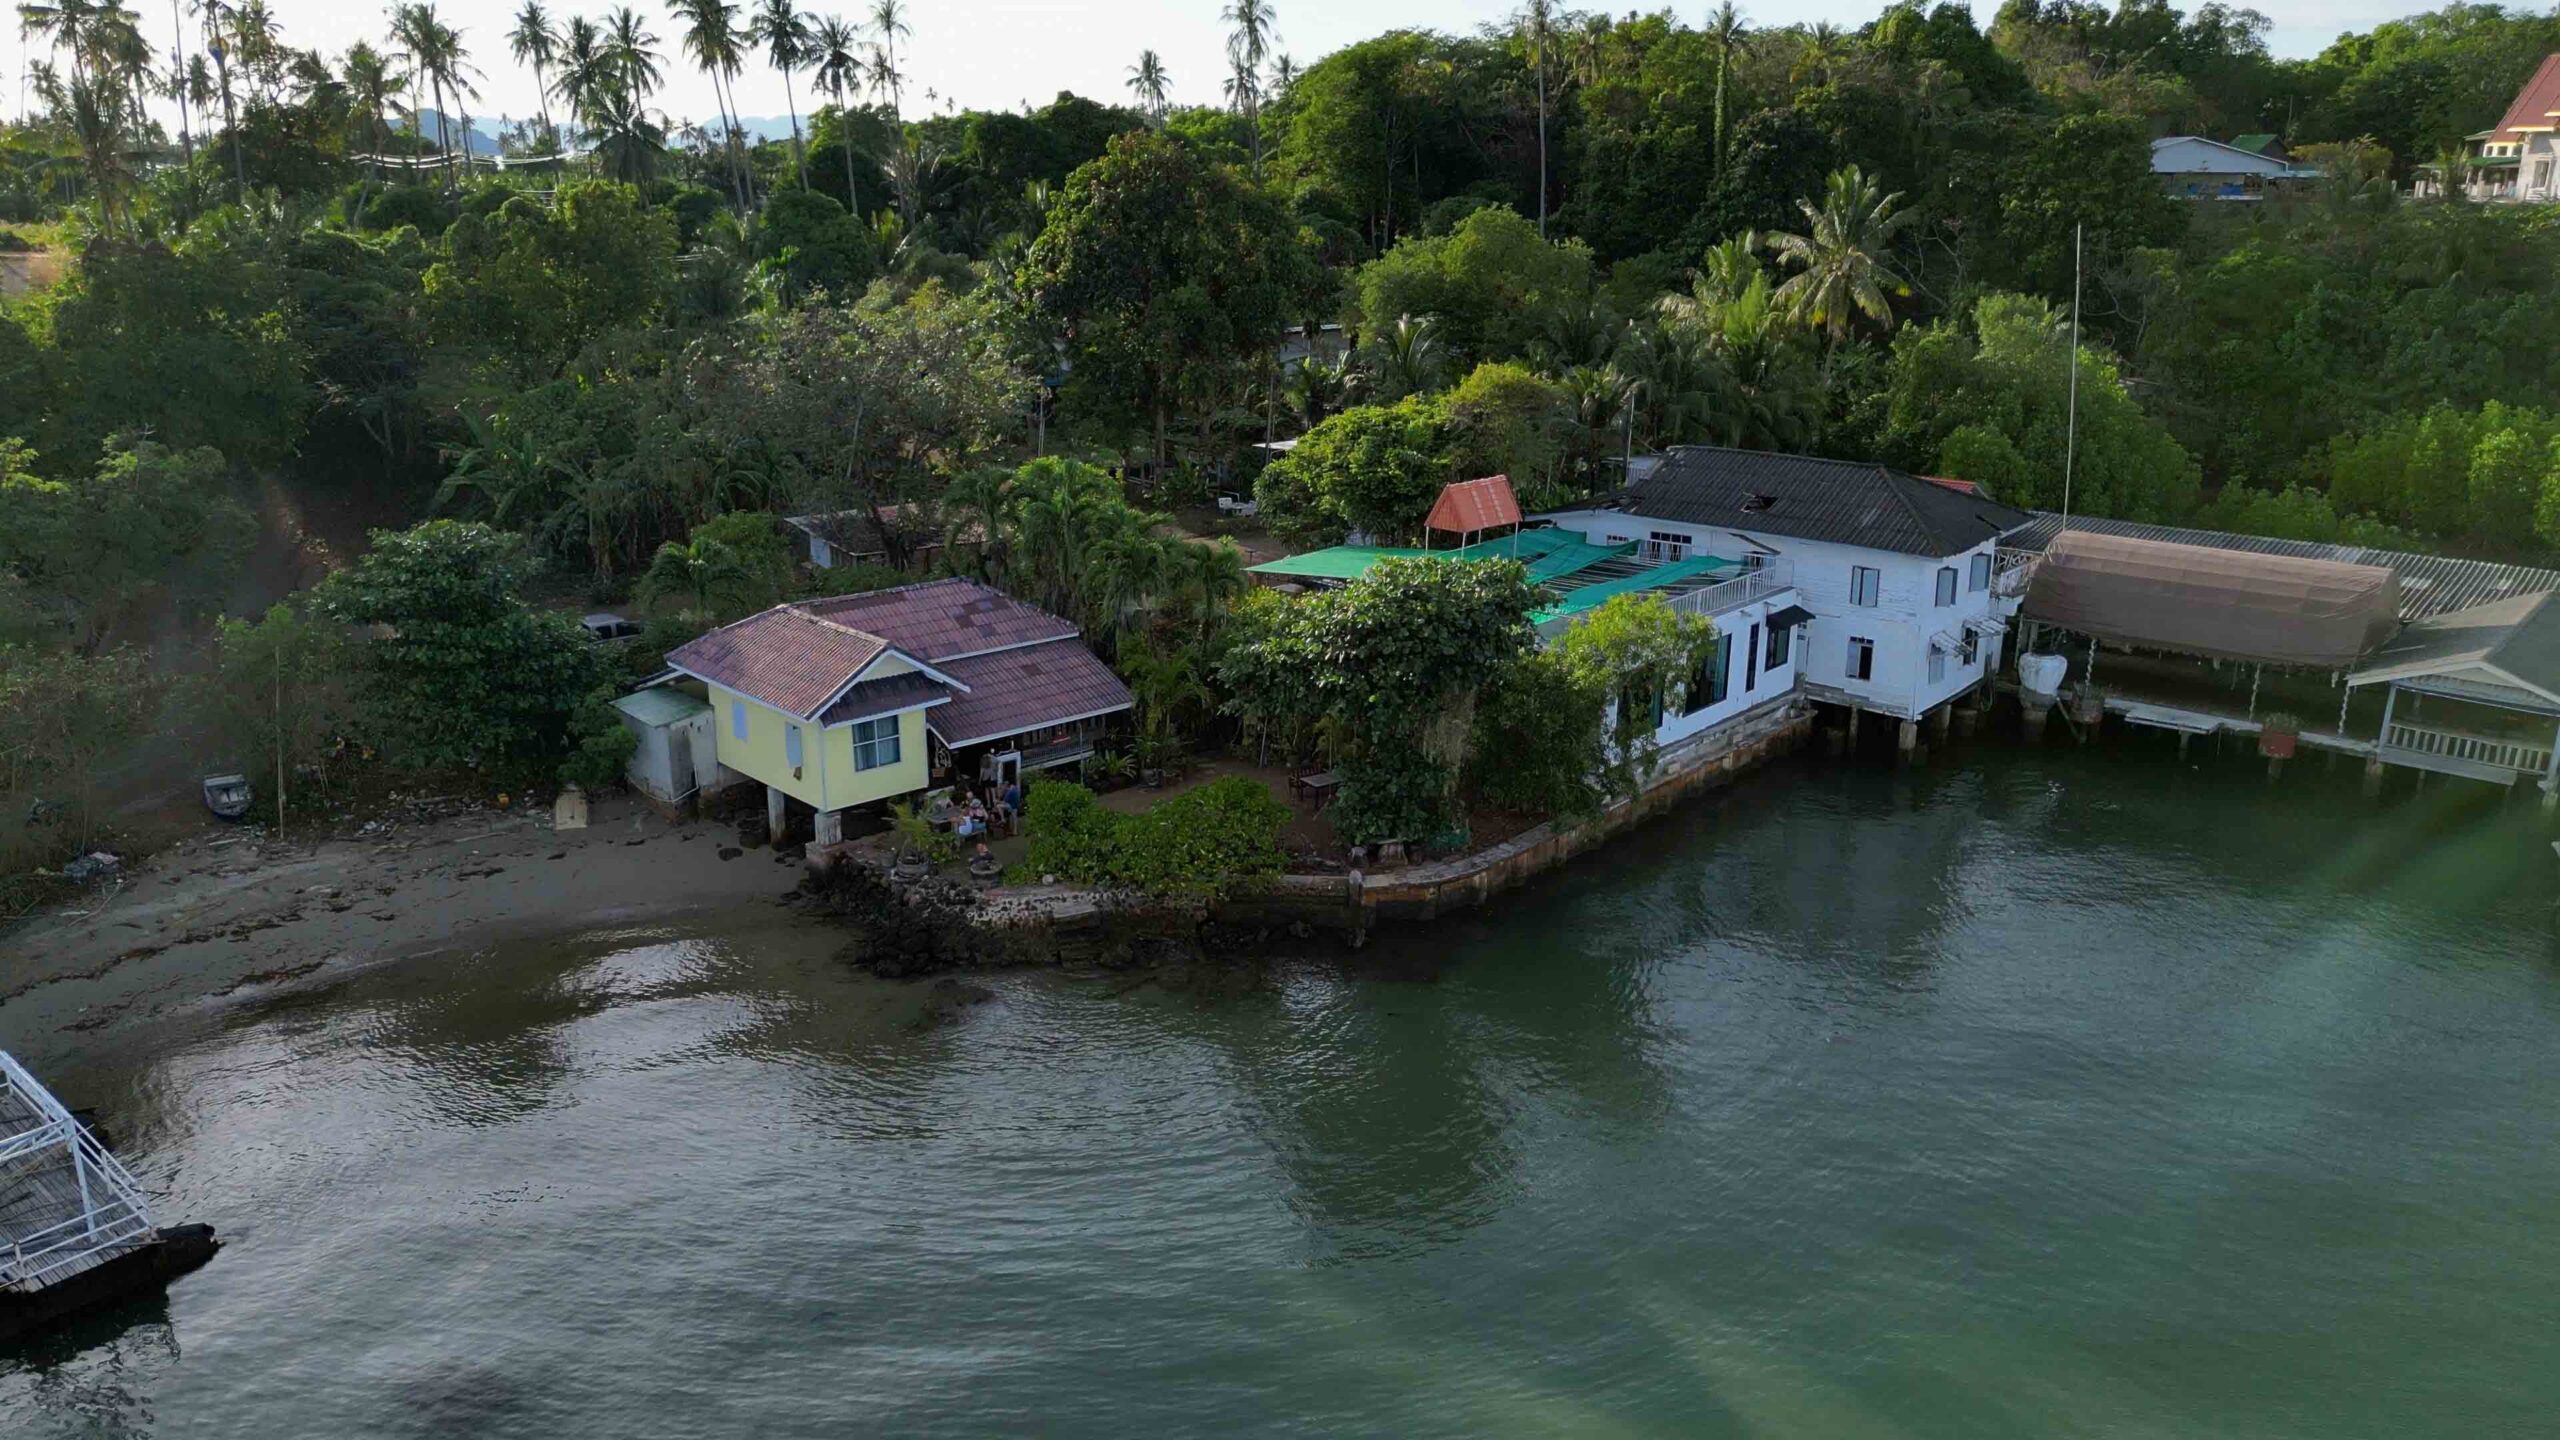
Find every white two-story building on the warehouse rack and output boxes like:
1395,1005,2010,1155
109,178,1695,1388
1538,447,2032,732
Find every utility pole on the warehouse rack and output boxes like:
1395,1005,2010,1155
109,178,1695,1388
2061,221,2082,525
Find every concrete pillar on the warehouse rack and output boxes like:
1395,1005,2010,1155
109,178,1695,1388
1929,705,1952,740
2266,755,2286,782
1897,719,1919,756
814,807,845,847
2178,732,2192,761
2022,702,2050,743
765,784,788,845
2363,756,2385,798
1847,708,1862,744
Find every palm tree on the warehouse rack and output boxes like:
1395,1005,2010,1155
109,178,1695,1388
750,0,811,190
1367,313,1446,400
163,0,194,167
1126,47,1168,128
671,0,752,211
810,15,862,212
507,1,558,150
550,13,602,150
1705,0,1745,180
1790,20,1847,89
641,535,751,615
1270,52,1297,94
584,78,666,183
603,5,662,100
1519,0,1553,237
1221,0,1276,176
433,13,482,189
190,0,243,197
1765,164,1913,345
867,0,908,114
341,41,406,218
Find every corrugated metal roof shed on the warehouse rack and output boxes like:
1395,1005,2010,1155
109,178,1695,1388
612,687,711,727
2003,513,2560,621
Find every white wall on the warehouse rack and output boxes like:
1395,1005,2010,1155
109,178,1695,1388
1548,513,2002,721
1649,594,1803,746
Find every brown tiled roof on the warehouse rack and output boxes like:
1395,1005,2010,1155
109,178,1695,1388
818,670,952,726
667,606,889,719
803,577,1078,660
929,642,1133,748
2490,53,2560,144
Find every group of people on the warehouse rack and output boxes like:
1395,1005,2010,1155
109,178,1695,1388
945,776,1024,841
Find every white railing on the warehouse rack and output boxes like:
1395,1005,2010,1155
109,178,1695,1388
1667,560,1793,620
0,1051,157,1294
2384,722,2554,776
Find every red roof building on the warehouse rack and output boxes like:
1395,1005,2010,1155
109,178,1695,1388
1424,475,1523,541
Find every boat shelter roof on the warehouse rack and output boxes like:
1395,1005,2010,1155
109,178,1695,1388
2347,591,2560,711
1426,475,1523,536
2021,531,2401,669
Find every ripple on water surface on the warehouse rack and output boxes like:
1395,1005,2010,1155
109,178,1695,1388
8,746,2560,1438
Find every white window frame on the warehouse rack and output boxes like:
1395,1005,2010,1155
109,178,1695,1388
851,715,902,771
1935,567,1958,607
730,700,748,742
1645,530,1690,562
1928,647,1947,686
1851,566,1881,607
1847,636,1875,682
785,722,804,769
1970,553,1992,592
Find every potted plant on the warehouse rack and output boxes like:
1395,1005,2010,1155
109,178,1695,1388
1135,732,1174,789
888,801,956,881
1089,748,1136,789
2259,711,2302,759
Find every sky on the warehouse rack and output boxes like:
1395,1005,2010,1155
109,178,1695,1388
14,1,2428,134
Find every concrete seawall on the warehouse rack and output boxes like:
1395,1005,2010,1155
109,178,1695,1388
1216,695,1815,938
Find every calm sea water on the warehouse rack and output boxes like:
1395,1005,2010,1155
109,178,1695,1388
8,741,2560,1438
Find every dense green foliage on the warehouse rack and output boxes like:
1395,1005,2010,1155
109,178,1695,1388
314,521,602,773
1021,777,1289,898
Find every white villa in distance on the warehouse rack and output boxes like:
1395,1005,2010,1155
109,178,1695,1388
1538,447,2033,746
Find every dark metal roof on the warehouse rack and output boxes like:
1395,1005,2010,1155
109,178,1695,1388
804,577,1078,661
1589,446,2032,557
928,641,1133,748
817,670,953,727
667,606,891,719
2004,513,2560,621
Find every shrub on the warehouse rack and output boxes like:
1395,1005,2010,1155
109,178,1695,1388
558,686,638,792
1022,777,1288,899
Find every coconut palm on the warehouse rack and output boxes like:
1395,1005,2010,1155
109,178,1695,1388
809,15,863,212
584,80,667,183
868,0,908,113
1519,0,1553,236
640,535,753,615
190,0,243,195
549,13,602,149
433,15,483,188
1705,0,1745,179
603,6,661,100
341,41,407,217
1127,47,1168,128
1221,0,1276,176
1765,163,1914,345
507,1,558,150
671,0,752,210
1366,313,1446,400
1270,51,1297,94
750,0,812,189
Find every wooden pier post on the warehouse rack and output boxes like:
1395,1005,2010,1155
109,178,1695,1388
764,785,788,846
2363,756,2385,798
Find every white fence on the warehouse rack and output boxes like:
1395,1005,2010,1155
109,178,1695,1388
2383,721,2554,777
0,1051,157,1294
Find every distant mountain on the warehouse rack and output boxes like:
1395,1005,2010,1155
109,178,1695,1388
397,109,808,158
406,110,504,157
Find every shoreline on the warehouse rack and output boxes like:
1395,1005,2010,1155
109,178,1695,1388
0,796,816,1049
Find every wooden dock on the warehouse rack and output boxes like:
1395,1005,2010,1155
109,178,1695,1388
0,1054,157,1295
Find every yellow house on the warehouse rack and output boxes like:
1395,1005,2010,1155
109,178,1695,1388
669,606,966,843
662,580,1134,847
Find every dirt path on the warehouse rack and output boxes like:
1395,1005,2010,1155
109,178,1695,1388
0,797,819,1043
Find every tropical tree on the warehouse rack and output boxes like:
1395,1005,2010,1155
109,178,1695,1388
672,0,753,210
1518,0,1553,236
810,15,864,212
193,0,246,196
751,0,813,190
603,5,662,100
550,13,604,148
1127,47,1170,128
868,0,908,114
1221,0,1276,175
582,78,666,183
1705,0,1746,179
1765,164,1913,346
639,533,753,614
508,0,560,149
341,40,409,216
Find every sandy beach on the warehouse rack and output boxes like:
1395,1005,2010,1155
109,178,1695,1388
0,796,821,1043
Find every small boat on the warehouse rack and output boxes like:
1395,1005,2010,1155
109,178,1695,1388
201,773,253,822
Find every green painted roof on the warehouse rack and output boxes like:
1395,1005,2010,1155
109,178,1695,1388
613,686,711,726
1532,555,1739,623
2230,133,2279,154
1249,528,1623,583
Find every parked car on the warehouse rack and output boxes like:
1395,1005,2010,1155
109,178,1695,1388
581,613,643,643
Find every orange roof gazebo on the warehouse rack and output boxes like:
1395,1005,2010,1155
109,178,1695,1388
1424,475,1523,545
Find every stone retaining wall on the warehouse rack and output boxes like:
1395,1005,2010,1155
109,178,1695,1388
1215,694,1815,938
